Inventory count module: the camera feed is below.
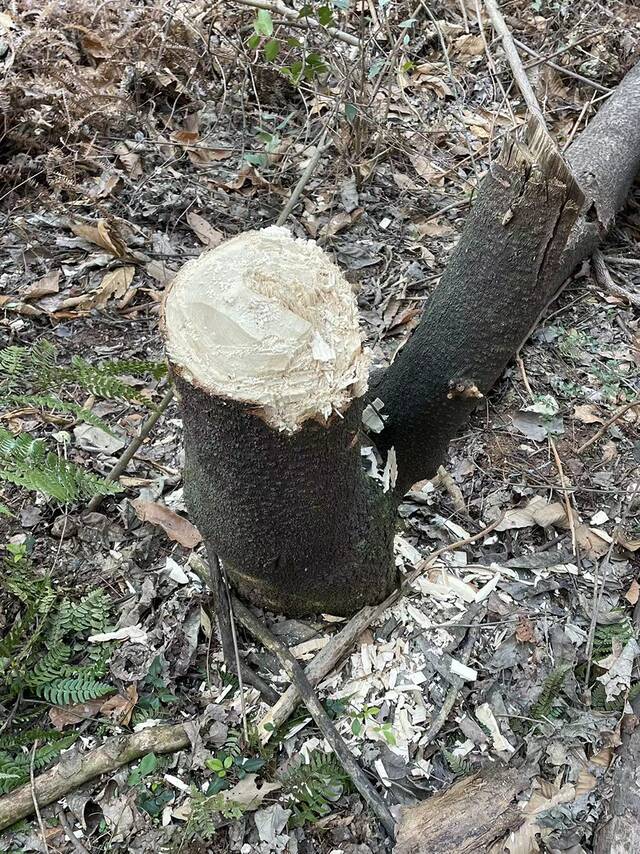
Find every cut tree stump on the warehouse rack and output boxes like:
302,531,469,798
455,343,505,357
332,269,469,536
163,227,396,616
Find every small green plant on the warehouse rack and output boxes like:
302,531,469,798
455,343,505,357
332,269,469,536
0,547,114,793
0,339,166,505
279,750,349,827
530,664,572,722
349,704,397,746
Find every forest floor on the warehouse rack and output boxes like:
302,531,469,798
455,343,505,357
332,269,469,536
0,1,639,852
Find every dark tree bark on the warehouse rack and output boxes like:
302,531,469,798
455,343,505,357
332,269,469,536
164,60,640,616
371,61,640,493
173,374,396,615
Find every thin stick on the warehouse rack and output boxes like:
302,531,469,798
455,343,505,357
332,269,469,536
592,249,640,310
230,595,396,838
56,805,91,854
258,516,503,741
30,741,49,853
0,724,190,832
420,609,486,744
197,553,278,703
576,397,640,455
220,560,249,742
484,0,553,142
513,37,611,95
233,0,360,47
276,133,332,226
87,387,174,512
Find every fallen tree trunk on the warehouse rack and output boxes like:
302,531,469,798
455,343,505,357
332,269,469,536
371,60,640,493
163,61,640,616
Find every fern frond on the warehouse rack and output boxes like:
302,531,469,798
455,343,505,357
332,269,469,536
0,734,78,794
37,675,113,705
593,618,635,660
1,393,116,434
0,426,120,502
279,751,348,827
531,665,572,721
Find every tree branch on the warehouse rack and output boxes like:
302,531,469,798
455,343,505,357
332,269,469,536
230,594,397,839
0,724,189,833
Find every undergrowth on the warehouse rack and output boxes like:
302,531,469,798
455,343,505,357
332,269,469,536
0,339,166,508
0,544,114,794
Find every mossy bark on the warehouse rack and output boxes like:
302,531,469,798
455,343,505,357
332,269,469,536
173,374,396,616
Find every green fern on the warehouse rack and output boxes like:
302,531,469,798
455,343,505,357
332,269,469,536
0,426,120,502
0,734,78,795
0,340,167,504
279,751,349,827
531,664,572,721
592,617,635,660
443,748,472,776
37,676,113,705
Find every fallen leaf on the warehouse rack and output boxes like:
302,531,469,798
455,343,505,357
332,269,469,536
321,208,363,237
100,685,138,725
49,696,108,730
71,219,127,256
221,774,281,811
254,803,291,843
94,266,135,307
186,211,224,248
23,271,60,301
573,403,605,424
115,143,143,178
131,499,202,548
597,638,640,702
89,625,148,643
515,618,537,644
74,423,125,455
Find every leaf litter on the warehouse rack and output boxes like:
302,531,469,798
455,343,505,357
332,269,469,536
0,0,639,853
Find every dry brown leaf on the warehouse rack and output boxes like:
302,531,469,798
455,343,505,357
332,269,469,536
453,34,485,56
625,579,640,604
81,32,112,59
186,211,224,248
71,219,127,257
601,441,618,463
131,499,202,548
49,695,109,730
414,218,455,238
220,774,281,811
115,143,143,178
515,618,537,644
100,685,138,725
94,266,135,307
573,403,605,424
410,154,445,187
23,270,60,301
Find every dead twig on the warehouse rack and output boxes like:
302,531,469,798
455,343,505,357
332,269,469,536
576,397,640,455
484,0,555,144
232,0,360,47
420,608,486,745
56,804,91,854
30,740,49,854
513,37,611,94
87,386,174,512
0,724,190,832
592,249,640,310
229,594,397,839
